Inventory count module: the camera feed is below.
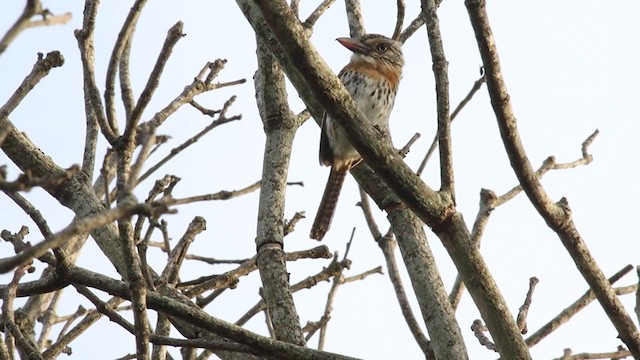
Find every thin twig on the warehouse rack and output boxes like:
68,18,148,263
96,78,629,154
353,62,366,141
104,0,149,135
471,319,497,352
75,0,117,145
303,0,336,29
420,0,454,194
181,246,332,297
0,0,71,56
526,265,634,347
3,266,42,359
0,51,65,145
516,277,539,334
553,347,632,360
163,181,261,206
160,216,207,285
138,109,241,184
0,165,79,192
357,191,432,356
124,21,185,140
416,75,485,176
235,258,352,326
0,201,171,273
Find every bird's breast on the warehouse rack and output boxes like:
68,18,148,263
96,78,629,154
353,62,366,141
339,69,398,127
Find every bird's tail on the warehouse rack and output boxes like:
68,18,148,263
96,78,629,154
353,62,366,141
310,167,348,241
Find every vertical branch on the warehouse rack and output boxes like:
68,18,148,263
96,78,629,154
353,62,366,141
115,202,150,360
420,0,453,195
119,37,136,119
344,0,365,37
104,0,148,135
379,232,435,358
110,22,187,356
465,0,640,355
448,188,496,308
253,39,305,345
3,267,41,359
76,0,100,179
75,0,118,167
636,266,640,326
392,0,405,41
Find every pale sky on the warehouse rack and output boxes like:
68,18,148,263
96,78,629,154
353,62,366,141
1,1,639,359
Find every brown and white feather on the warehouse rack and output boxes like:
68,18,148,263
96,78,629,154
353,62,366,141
310,34,404,241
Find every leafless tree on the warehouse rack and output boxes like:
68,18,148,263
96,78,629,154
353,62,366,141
0,1,638,359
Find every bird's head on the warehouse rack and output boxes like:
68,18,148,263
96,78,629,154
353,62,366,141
336,34,404,69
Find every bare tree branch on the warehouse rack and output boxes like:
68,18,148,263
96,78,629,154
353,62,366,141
417,75,486,176
3,267,42,359
0,51,64,145
252,38,305,345
303,0,336,29
553,347,632,360
0,0,71,56
357,190,433,358
526,265,635,347
104,0,149,135
516,277,539,334
420,0,453,196
344,0,365,37
0,201,171,273
471,319,497,352
465,0,640,355
392,0,405,41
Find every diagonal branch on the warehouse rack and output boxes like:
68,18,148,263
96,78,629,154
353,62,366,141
526,265,634,348
0,201,171,274
0,0,71,56
358,190,434,358
416,75,485,176
0,51,64,145
465,0,640,355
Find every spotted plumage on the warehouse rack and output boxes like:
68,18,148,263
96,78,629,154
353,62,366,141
311,34,404,241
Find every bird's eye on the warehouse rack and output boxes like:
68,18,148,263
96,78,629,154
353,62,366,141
376,43,389,52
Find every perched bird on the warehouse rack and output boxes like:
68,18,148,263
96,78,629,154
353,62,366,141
310,34,404,241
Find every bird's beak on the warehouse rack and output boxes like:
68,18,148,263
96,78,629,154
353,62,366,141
336,37,370,55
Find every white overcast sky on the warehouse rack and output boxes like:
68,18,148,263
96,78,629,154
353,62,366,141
1,1,639,359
